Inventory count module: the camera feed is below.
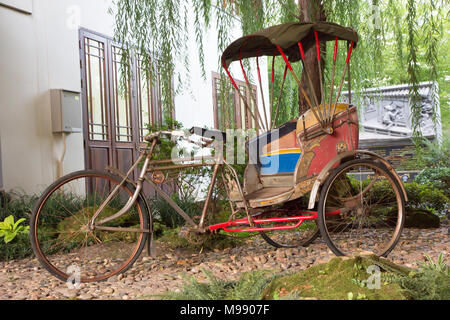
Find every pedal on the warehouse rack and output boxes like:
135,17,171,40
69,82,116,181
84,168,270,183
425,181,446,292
178,226,190,239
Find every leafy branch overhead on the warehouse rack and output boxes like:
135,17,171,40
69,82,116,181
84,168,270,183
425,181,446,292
111,0,448,136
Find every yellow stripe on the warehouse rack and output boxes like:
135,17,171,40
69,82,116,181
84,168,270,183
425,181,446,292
262,148,302,157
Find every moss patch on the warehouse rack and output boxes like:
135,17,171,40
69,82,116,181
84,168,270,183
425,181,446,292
57,206,141,243
262,255,410,300
156,225,249,251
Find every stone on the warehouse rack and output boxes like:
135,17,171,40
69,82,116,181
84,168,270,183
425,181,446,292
1,227,449,300
404,207,440,229
103,287,114,294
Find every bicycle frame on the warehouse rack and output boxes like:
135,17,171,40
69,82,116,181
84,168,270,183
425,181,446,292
88,133,231,234
88,132,331,235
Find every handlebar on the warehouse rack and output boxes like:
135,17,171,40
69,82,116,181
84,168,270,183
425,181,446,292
144,127,224,148
145,127,226,141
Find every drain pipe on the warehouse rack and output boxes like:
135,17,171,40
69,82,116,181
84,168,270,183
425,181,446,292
57,132,67,179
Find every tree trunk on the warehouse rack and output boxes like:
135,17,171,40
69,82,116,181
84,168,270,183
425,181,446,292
298,0,326,115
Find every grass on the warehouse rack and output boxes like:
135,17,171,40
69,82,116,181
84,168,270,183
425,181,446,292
262,255,409,300
155,223,253,251
158,253,449,300
156,269,275,300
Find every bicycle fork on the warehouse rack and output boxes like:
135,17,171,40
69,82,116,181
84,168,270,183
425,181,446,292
88,140,157,232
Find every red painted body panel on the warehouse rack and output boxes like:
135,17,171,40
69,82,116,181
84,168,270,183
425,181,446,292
306,108,359,177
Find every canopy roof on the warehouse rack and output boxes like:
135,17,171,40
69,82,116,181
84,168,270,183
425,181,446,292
222,22,359,68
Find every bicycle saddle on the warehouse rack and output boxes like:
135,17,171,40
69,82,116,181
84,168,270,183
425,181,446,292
189,127,227,142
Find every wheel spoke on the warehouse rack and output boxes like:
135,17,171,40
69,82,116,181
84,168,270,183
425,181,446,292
320,160,404,257
31,171,148,283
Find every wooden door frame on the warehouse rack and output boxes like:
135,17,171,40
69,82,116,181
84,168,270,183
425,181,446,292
211,71,258,131
79,28,166,173
79,28,114,171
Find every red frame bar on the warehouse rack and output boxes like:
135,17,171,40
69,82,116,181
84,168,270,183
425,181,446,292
346,41,355,64
271,54,276,83
222,57,239,91
256,50,262,83
333,37,339,61
276,45,293,71
298,41,306,61
314,31,321,61
209,209,342,233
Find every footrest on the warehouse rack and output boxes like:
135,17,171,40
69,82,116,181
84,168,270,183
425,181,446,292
209,211,318,233
245,187,294,208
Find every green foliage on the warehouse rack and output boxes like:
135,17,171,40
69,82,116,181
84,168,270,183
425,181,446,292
416,168,450,197
0,192,37,261
146,117,183,161
404,182,449,213
415,138,450,169
0,192,36,223
352,177,449,213
113,1,449,138
0,233,32,261
151,195,200,229
399,253,450,300
159,269,274,300
262,255,408,300
411,138,450,197
0,215,29,244
156,253,449,301
419,253,449,275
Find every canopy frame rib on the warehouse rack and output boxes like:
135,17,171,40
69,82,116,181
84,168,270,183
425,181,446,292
239,47,267,131
222,59,263,131
326,37,339,124
330,41,354,125
272,65,288,129
256,51,269,130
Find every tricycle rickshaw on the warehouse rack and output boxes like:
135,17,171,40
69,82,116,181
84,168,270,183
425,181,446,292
30,22,407,283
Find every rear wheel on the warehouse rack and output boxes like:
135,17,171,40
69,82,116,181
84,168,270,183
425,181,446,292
30,170,149,283
259,201,319,248
317,159,405,257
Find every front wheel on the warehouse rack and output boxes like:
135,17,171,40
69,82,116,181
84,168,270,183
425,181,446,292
30,170,149,283
317,159,405,257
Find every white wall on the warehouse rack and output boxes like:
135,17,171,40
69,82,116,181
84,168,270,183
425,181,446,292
0,1,270,195
0,0,115,194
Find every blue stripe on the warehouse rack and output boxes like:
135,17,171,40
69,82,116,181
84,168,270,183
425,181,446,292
260,153,301,175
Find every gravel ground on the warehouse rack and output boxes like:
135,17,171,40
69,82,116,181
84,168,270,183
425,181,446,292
0,227,448,300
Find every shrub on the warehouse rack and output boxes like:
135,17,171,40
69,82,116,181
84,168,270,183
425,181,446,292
414,138,450,169
0,215,29,243
0,192,37,261
415,168,450,197
159,269,274,300
0,192,37,223
398,253,449,300
404,182,449,213
0,233,32,261
150,195,201,229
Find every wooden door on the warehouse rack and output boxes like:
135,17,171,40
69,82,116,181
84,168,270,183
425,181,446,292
80,31,114,172
80,29,162,179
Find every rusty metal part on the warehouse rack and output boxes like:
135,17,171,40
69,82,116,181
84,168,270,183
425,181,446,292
199,163,221,228
307,150,408,209
143,175,197,228
148,162,217,172
151,171,165,184
336,141,348,154
94,226,151,233
150,156,218,165
88,153,146,230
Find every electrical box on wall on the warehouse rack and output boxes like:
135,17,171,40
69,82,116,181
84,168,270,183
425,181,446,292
51,89,82,133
